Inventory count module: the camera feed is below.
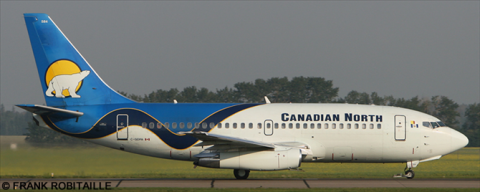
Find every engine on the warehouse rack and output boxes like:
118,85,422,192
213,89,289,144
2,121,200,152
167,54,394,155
194,148,302,171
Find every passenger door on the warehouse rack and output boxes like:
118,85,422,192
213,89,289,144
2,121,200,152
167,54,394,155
394,115,406,141
117,114,128,140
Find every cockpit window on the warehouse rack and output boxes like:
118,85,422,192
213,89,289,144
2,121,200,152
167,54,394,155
437,121,446,127
422,122,431,128
423,121,446,128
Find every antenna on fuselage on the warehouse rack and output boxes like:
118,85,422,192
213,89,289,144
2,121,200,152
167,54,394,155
264,96,271,104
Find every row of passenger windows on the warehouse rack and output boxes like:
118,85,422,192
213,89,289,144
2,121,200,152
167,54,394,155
141,122,382,130
141,122,214,129
219,122,381,130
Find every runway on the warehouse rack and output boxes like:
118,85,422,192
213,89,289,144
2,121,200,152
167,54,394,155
1,178,479,189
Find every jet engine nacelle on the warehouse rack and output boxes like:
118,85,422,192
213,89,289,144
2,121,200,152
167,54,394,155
195,148,302,171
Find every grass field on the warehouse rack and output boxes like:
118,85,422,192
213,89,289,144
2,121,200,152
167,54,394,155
1,138,478,179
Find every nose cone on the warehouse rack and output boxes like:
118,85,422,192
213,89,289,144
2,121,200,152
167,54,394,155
451,128,469,150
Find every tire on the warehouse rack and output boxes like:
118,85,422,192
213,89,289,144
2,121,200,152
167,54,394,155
234,169,250,179
405,170,415,179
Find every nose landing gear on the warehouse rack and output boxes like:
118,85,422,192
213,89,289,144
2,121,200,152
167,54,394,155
404,160,419,179
405,169,415,179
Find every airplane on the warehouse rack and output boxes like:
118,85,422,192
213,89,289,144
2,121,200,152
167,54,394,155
17,13,468,180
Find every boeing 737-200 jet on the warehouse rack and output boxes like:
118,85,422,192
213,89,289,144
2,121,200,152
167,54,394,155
17,13,468,179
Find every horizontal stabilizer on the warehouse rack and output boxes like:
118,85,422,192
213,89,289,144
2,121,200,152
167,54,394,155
16,104,83,118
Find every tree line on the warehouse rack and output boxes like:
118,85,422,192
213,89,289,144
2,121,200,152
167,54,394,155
1,76,478,146
0,105,30,135
120,77,339,104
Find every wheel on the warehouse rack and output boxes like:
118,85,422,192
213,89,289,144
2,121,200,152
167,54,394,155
233,169,250,179
405,169,415,179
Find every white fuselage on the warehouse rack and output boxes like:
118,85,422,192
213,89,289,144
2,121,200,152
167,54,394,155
60,104,466,165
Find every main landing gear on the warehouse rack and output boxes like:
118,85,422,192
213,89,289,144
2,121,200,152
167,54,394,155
234,169,250,179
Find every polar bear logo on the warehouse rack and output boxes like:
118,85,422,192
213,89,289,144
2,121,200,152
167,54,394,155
45,70,90,98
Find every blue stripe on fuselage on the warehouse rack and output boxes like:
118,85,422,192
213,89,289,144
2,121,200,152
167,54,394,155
41,103,263,149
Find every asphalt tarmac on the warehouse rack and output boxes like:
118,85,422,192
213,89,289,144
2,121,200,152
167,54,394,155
1,178,479,189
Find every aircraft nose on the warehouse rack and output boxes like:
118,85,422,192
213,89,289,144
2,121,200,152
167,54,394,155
450,128,469,150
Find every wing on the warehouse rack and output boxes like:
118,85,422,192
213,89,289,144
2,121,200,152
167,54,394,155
180,131,312,157
180,131,275,149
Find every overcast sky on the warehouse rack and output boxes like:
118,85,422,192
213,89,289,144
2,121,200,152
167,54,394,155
1,1,479,109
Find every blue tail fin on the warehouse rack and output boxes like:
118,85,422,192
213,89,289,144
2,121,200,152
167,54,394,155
24,13,134,106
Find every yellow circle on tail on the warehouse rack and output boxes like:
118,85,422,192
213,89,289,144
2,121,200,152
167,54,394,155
45,60,82,97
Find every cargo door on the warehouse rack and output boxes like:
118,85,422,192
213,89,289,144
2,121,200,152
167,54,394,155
333,147,352,161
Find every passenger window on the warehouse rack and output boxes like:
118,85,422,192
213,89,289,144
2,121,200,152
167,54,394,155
369,124,374,129
249,123,253,129
332,123,336,129
187,122,192,129
149,122,154,129
354,123,359,129
142,122,147,128
195,123,199,128
310,123,315,129
347,123,351,129
303,123,308,129
266,123,271,129
164,122,169,128
339,123,344,129
362,123,366,129
225,123,229,128
324,123,329,129
179,122,185,129
257,123,262,129
377,123,381,129
317,123,322,129
233,123,237,129
157,123,162,129
296,123,300,129
241,123,245,129
172,122,177,129
282,123,286,129
218,123,222,128
202,122,207,129
289,123,293,129
274,123,279,129
210,122,215,128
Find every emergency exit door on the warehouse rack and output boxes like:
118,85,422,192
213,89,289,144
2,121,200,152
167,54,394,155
394,115,406,141
117,114,128,140
264,120,273,136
